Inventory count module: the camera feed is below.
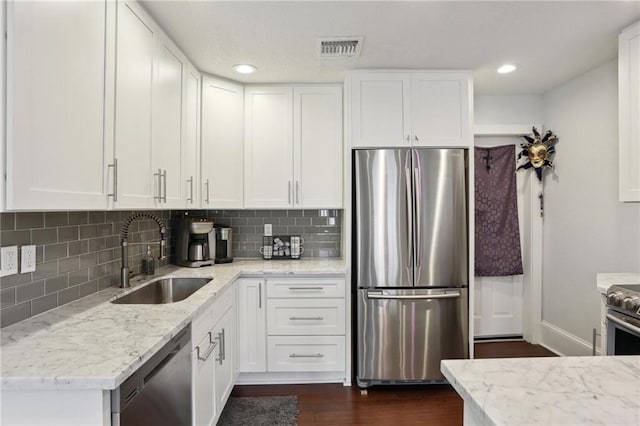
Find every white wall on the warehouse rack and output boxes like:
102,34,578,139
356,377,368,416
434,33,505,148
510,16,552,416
541,60,640,355
475,95,543,125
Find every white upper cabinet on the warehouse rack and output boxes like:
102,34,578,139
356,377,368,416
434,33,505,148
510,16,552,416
6,1,114,210
183,64,201,208
349,71,472,148
619,20,640,202
244,87,295,208
152,36,186,208
244,86,343,209
201,77,244,208
112,1,155,209
294,87,343,208
113,1,189,209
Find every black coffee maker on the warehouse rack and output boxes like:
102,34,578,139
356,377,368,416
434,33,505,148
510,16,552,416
175,217,215,267
214,224,233,264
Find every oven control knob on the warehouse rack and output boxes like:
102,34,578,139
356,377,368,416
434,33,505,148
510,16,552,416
622,296,640,311
607,292,624,306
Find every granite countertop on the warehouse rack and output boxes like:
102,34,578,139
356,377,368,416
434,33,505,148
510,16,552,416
442,356,640,426
0,259,346,391
596,272,640,295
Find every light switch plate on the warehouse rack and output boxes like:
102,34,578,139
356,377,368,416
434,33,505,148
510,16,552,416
264,224,272,236
0,246,19,277
21,245,36,273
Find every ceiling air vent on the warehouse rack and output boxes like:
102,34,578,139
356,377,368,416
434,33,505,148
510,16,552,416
317,37,364,58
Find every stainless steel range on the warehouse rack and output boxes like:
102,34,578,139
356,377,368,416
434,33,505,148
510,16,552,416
606,284,640,355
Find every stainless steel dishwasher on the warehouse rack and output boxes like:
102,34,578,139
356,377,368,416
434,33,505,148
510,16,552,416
111,325,192,426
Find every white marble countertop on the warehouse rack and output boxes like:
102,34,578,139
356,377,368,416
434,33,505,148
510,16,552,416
0,259,346,391
442,356,640,426
596,272,640,295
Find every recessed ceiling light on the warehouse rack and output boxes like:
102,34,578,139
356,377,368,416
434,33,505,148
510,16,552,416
497,64,516,74
233,64,257,74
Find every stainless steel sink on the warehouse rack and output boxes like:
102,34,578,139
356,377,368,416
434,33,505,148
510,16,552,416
111,277,213,304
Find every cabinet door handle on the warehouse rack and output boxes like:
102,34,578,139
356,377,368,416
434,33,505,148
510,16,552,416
197,339,218,362
108,158,118,202
162,170,167,203
205,179,210,204
288,287,324,291
289,353,324,358
406,135,410,143
221,328,226,361
414,135,419,142
296,181,300,205
154,169,162,201
288,181,292,204
215,331,224,365
289,316,324,321
258,282,262,309
187,176,193,204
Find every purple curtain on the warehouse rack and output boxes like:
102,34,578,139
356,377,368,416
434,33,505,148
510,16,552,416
475,145,524,276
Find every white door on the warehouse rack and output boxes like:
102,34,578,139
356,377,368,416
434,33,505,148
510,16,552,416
153,38,185,208
113,1,155,209
244,87,294,208
183,63,200,208
293,86,343,208
474,138,526,338
214,309,234,420
7,0,110,210
411,72,472,147
237,279,266,372
201,76,244,208
192,332,216,426
350,72,411,148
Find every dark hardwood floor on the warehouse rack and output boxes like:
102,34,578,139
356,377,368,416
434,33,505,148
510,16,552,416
229,341,556,425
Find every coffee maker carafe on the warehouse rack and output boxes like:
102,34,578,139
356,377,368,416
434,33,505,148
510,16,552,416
175,217,215,267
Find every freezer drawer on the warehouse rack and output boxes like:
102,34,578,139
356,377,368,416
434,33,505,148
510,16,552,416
357,288,468,386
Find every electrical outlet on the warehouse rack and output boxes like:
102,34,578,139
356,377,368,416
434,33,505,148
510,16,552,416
264,223,273,236
0,246,19,277
21,245,36,273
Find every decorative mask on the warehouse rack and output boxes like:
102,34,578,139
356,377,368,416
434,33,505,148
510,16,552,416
517,127,558,181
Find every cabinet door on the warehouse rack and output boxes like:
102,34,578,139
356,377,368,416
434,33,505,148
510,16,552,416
7,1,111,209
244,87,294,208
201,77,244,208
619,21,640,202
214,309,234,421
294,87,343,208
350,73,411,148
183,63,200,208
113,1,155,208
153,36,185,208
237,279,266,372
410,72,472,147
192,332,216,426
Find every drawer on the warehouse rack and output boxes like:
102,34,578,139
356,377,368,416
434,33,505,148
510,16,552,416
267,336,345,372
267,299,345,335
266,277,345,298
211,285,233,326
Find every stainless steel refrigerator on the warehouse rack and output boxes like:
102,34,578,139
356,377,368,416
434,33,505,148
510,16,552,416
354,148,469,387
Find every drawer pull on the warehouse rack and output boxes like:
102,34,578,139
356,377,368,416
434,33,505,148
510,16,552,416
288,287,325,291
289,353,324,358
289,316,324,321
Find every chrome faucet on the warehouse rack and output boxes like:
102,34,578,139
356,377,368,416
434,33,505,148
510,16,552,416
120,213,167,288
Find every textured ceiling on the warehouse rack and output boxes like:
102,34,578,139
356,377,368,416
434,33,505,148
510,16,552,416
140,1,640,95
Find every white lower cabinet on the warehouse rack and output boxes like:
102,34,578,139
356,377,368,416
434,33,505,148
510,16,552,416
192,285,235,426
237,275,347,384
237,278,267,372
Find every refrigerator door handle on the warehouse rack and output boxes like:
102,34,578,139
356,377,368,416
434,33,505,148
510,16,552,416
367,291,461,300
405,167,413,268
413,167,422,268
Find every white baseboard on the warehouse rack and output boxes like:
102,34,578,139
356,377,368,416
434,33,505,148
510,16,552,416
539,320,599,356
